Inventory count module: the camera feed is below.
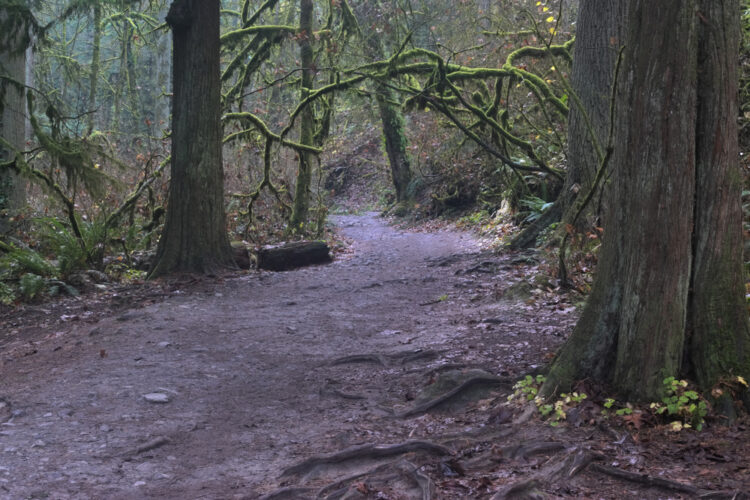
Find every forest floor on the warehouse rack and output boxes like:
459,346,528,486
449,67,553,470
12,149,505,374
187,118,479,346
0,212,749,499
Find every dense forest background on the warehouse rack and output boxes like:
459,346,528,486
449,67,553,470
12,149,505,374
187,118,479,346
0,0,747,302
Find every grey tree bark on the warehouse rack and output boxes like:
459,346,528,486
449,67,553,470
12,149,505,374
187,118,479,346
510,0,627,249
0,18,27,220
543,0,750,402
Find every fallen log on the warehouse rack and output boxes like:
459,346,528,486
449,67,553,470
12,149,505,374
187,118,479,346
257,240,332,271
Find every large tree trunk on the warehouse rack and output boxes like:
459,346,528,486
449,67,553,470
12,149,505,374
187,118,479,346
0,19,27,221
543,0,750,402
290,0,314,231
689,0,749,392
149,0,235,277
509,0,626,250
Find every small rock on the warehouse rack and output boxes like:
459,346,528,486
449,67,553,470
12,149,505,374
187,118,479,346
100,425,112,433
133,481,146,487
143,393,171,404
378,329,402,336
31,440,46,448
157,342,171,348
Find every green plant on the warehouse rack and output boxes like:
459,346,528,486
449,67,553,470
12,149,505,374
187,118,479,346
650,377,708,431
508,375,587,427
601,397,633,417
36,216,108,275
538,392,587,426
508,374,546,402
0,281,15,305
518,195,554,223
19,273,46,300
0,241,56,278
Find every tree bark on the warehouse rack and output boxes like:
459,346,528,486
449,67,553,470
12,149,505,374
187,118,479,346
509,0,627,250
376,86,413,202
689,0,749,392
290,0,315,231
543,0,750,401
86,2,102,134
558,0,627,228
149,0,235,277
0,13,27,218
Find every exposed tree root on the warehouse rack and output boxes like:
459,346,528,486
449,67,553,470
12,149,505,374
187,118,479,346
280,440,452,478
313,459,432,500
501,441,567,460
330,354,388,367
589,463,703,495
319,381,366,401
396,375,510,418
259,487,317,500
330,349,440,368
492,448,596,499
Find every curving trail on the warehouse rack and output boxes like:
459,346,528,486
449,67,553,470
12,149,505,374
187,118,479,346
0,213,573,499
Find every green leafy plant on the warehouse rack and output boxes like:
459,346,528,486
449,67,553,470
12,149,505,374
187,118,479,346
518,196,554,223
538,392,587,426
601,397,633,417
36,216,108,275
508,375,587,427
0,241,56,278
508,374,546,402
19,273,46,300
0,281,15,305
650,377,708,431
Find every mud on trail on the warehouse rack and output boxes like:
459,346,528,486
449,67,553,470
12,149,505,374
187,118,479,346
0,213,747,499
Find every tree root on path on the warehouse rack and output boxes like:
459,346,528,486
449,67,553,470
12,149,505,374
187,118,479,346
319,381,367,401
259,486,317,500
489,445,738,499
330,349,441,368
395,375,511,418
500,441,568,460
314,459,433,500
588,463,713,496
280,440,452,478
492,448,597,499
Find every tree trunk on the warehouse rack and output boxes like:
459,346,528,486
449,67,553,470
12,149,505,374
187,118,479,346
376,86,412,202
86,2,102,134
543,0,750,401
509,0,626,250
290,0,314,231
149,0,235,277
0,16,27,218
352,1,413,203
558,0,627,228
689,0,749,392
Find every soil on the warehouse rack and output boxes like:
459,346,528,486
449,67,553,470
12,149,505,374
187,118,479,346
1,213,748,499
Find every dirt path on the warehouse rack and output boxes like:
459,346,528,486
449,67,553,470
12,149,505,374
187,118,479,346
2,213,743,499
0,214,490,497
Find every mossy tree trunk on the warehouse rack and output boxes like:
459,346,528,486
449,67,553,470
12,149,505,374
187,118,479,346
290,0,314,231
0,12,27,218
352,1,413,203
376,86,412,203
149,0,235,277
86,2,102,134
543,0,750,401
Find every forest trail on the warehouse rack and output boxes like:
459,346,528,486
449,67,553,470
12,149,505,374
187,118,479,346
0,212,559,499
3,214,740,499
